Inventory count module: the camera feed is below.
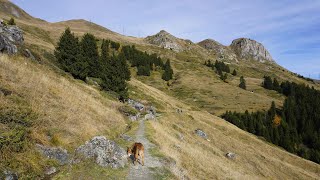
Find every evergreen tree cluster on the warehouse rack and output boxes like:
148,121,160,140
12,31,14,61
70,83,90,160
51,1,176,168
204,60,236,82
122,45,173,81
222,79,320,163
54,28,130,99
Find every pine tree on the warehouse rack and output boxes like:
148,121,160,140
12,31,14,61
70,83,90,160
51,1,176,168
54,28,89,80
273,78,281,92
263,76,273,90
118,52,131,80
80,33,100,78
239,76,246,90
162,59,173,81
232,69,237,76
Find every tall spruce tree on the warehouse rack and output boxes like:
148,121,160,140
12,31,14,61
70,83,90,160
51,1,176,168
54,28,89,80
232,69,237,76
162,59,173,81
239,76,246,90
80,33,100,77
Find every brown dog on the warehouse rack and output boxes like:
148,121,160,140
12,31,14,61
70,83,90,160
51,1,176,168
127,142,145,166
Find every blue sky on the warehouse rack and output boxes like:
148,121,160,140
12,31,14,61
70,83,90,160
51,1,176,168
11,0,320,79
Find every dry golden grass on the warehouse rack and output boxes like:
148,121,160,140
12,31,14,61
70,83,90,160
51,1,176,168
0,54,127,148
129,78,320,179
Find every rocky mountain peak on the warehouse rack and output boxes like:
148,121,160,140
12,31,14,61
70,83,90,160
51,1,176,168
198,39,237,62
145,30,183,52
230,38,274,62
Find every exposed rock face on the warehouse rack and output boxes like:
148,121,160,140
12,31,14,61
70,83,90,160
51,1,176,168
76,136,127,168
198,39,237,61
0,24,24,55
230,38,274,62
36,144,70,165
145,30,183,52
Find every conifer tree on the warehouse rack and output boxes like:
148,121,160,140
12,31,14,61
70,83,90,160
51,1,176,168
232,69,237,76
263,76,273,89
162,59,173,81
80,33,100,77
239,76,246,90
54,28,89,80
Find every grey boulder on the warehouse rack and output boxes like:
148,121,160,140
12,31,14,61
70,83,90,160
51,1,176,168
76,136,127,168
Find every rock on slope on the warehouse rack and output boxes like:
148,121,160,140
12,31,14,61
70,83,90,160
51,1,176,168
230,38,274,62
0,22,24,54
145,30,184,52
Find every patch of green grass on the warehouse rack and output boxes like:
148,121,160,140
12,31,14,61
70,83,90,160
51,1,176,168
149,167,176,180
53,160,129,180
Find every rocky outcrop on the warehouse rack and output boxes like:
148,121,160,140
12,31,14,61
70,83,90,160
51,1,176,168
75,136,127,168
0,22,24,55
198,39,237,61
230,38,274,62
145,30,183,52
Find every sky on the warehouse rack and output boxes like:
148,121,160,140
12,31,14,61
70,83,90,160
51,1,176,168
11,0,320,79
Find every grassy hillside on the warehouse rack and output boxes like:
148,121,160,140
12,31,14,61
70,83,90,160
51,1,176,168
1,0,320,179
0,55,130,178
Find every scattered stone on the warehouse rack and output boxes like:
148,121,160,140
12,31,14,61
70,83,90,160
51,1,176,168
76,136,127,168
195,129,207,139
176,109,183,113
3,170,18,180
0,87,12,96
23,49,35,60
148,106,156,115
44,167,57,175
36,144,69,165
127,99,144,111
144,113,155,120
120,134,133,142
177,133,184,141
226,152,236,159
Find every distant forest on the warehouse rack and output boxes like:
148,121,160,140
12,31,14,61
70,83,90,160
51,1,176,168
222,76,320,163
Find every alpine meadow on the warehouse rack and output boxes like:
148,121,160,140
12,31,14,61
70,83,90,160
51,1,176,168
0,0,320,179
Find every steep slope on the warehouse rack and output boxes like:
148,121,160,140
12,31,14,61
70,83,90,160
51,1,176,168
129,78,320,179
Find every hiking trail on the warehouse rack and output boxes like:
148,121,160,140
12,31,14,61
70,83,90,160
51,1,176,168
127,119,163,180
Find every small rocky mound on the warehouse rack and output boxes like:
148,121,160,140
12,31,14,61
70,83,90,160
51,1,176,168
145,30,183,52
226,152,236,159
36,144,69,165
230,38,274,62
195,129,207,139
0,21,24,54
76,136,127,168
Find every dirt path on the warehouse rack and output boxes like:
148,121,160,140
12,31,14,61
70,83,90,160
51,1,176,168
127,119,163,180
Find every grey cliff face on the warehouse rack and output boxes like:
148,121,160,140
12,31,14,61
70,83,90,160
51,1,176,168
230,38,274,62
